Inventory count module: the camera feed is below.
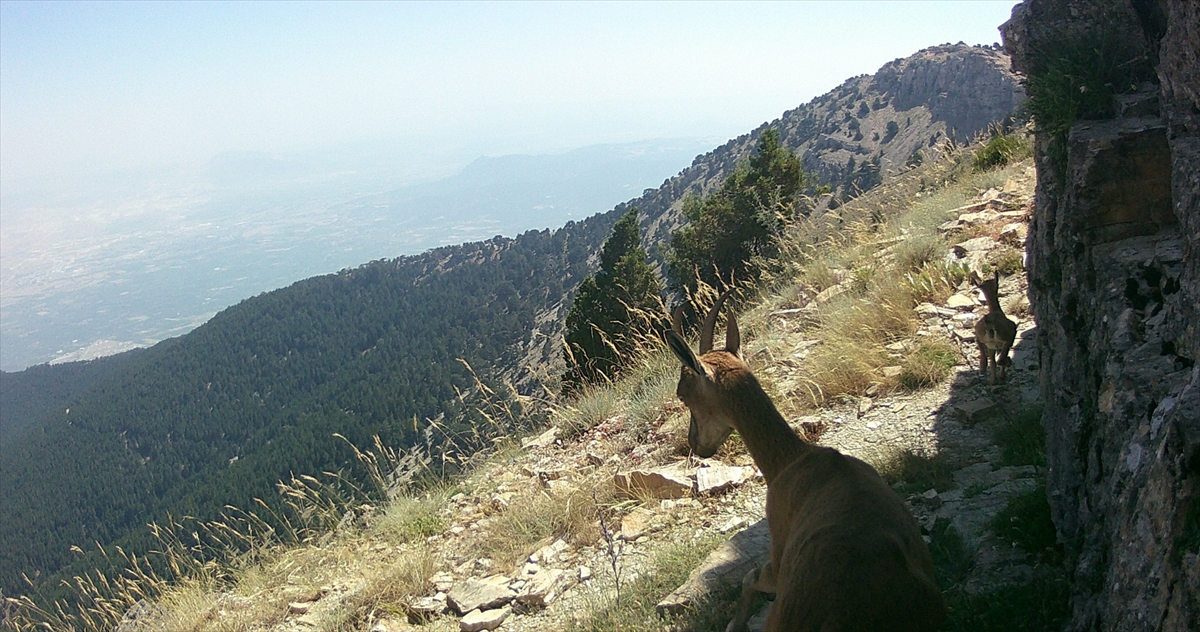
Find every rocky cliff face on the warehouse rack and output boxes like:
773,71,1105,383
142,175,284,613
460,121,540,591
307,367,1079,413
1002,1,1200,630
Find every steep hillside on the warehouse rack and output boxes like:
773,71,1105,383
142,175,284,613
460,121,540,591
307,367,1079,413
0,43,1023,607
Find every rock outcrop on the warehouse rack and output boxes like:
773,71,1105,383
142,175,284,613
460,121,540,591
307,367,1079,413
1002,1,1200,630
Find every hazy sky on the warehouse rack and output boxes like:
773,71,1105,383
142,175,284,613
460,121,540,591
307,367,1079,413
1,1,1020,184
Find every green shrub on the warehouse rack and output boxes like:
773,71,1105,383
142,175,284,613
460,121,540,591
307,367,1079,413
972,134,1030,171
928,519,973,588
1023,27,1153,170
895,234,943,273
942,570,1070,632
880,450,956,495
992,405,1046,467
992,485,1062,564
993,246,1024,275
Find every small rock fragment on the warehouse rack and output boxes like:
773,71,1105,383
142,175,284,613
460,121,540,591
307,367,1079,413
517,568,567,607
460,606,511,632
954,397,999,423
534,538,570,564
999,222,1027,245
521,427,560,449
619,509,654,541
431,572,455,593
718,516,747,533
945,293,976,309
405,596,446,622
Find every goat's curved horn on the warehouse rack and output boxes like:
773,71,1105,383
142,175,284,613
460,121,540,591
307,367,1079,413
699,289,734,354
670,304,686,335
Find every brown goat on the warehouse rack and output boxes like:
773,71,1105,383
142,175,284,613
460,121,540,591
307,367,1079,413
665,293,945,632
973,271,1017,384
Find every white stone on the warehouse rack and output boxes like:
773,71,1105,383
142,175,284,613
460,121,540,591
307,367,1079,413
447,577,516,615
946,293,977,309
460,606,511,632
517,568,567,607
614,465,693,499
521,426,560,449
695,465,751,494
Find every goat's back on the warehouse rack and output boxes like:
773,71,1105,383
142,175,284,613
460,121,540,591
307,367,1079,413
763,448,945,632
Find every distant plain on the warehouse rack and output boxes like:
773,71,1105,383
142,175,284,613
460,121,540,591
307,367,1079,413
0,138,714,371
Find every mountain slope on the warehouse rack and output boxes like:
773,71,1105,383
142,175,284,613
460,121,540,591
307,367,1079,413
0,43,1023,602
605,44,1022,253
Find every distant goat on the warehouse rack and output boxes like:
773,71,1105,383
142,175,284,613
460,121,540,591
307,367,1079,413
973,271,1017,384
665,292,945,632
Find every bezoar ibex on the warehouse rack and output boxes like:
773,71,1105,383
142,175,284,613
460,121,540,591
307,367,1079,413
664,292,945,632
973,271,1017,384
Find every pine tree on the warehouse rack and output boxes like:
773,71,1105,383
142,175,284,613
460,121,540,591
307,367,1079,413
667,128,809,297
563,208,663,390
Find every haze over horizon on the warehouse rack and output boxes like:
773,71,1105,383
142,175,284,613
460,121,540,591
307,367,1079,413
0,1,1020,371
2,1,1019,185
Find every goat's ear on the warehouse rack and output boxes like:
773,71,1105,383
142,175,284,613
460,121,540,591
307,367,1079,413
665,330,707,378
970,271,982,287
725,311,741,357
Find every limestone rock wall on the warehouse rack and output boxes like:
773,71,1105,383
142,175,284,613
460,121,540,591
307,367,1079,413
1002,1,1200,630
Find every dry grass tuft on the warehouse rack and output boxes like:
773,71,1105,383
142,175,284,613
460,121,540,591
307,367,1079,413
899,338,960,390
475,478,613,571
328,546,435,630
374,492,448,545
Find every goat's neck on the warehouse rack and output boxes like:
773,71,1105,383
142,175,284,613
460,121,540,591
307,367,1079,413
983,291,1004,315
727,377,812,483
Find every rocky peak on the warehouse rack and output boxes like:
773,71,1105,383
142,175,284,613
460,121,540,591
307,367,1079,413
873,44,1024,143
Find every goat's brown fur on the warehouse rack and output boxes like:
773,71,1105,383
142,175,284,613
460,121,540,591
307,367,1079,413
973,271,1018,384
665,294,944,632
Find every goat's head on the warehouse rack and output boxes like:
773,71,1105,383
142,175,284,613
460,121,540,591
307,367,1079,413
972,270,1000,299
664,290,742,458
